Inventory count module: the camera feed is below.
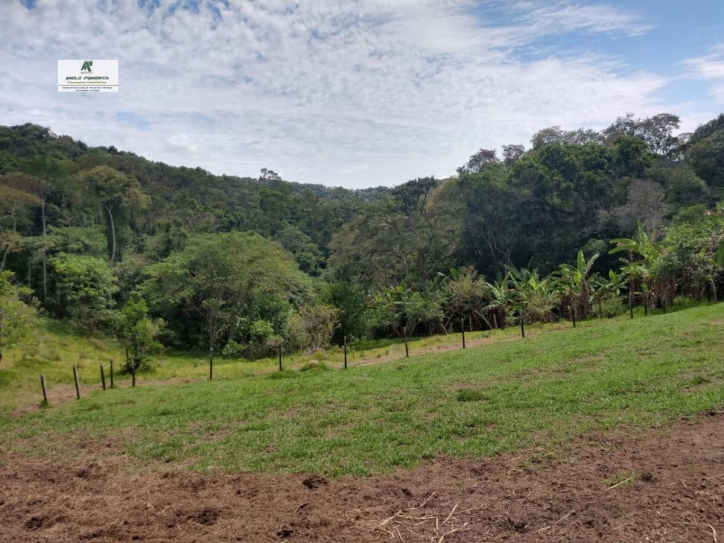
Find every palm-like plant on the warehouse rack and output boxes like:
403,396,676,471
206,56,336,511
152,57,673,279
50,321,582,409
589,270,627,319
482,276,511,330
505,265,556,336
555,250,599,326
610,221,662,314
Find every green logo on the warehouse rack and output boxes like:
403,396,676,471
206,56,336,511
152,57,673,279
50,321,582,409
80,60,93,73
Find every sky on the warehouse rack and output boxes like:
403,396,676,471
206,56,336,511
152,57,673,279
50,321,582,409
1,0,723,188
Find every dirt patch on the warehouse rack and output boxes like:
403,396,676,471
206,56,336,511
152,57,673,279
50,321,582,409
0,411,722,542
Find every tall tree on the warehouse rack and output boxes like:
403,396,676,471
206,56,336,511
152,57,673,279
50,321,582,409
14,158,67,300
142,232,312,354
83,166,148,266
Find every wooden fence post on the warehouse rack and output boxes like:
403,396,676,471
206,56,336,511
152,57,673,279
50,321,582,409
520,310,525,338
40,374,48,405
403,326,409,358
461,318,466,349
100,364,106,390
278,345,283,371
73,365,81,400
110,359,114,389
209,347,214,381
343,336,348,369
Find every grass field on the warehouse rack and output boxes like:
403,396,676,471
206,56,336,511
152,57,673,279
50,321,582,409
1,302,723,477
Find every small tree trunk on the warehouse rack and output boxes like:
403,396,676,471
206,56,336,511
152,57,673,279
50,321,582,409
711,280,718,303
105,205,117,267
41,199,48,301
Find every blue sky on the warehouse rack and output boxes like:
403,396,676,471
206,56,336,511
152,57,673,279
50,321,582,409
1,0,723,188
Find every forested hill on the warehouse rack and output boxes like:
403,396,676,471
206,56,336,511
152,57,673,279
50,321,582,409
1,112,723,357
0,123,391,276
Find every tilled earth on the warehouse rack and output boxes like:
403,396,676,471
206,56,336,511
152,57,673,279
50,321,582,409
0,411,721,542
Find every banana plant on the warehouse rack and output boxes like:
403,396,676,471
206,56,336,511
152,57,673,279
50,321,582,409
504,265,547,337
610,221,661,314
482,275,512,330
555,250,599,326
589,270,627,319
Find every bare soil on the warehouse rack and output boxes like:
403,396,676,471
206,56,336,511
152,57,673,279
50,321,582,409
1,411,722,542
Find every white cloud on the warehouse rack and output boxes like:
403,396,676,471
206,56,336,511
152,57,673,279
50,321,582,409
0,0,684,187
683,44,724,104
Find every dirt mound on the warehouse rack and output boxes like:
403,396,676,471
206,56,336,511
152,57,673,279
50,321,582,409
0,411,721,542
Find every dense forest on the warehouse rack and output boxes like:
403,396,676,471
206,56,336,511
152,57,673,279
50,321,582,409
1,112,723,368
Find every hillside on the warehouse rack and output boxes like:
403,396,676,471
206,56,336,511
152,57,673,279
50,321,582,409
1,112,724,367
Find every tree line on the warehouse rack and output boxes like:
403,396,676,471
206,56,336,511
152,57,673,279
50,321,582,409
0,112,723,368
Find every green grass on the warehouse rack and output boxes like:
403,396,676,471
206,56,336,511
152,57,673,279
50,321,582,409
1,303,723,478
0,318,520,413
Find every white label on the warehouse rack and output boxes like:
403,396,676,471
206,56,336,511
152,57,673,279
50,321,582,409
58,60,118,92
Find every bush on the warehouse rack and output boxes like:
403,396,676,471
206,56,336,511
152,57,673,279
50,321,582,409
591,294,625,319
287,305,340,352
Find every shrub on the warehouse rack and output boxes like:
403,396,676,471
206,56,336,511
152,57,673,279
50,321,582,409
591,294,625,319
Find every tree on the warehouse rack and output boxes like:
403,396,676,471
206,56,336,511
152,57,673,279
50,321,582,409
457,149,499,175
531,126,604,149
610,222,662,312
556,250,599,323
5,159,66,300
604,113,682,156
115,298,164,373
369,283,443,339
321,281,366,343
502,144,525,165
482,277,511,329
83,166,148,266
0,181,41,272
288,304,340,351
50,254,118,333
328,178,460,290
687,130,724,188
444,266,488,330
0,271,37,365
589,270,627,319
142,232,312,356
506,265,556,331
